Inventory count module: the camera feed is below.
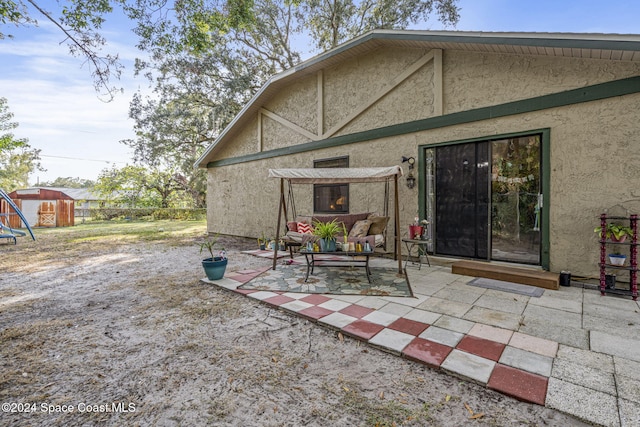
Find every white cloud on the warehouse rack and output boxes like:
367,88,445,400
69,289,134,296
0,18,147,184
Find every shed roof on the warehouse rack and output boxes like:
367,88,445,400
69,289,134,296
14,187,102,201
196,29,640,168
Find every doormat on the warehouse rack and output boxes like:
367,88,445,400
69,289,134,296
238,264,413,297
467,277,544,297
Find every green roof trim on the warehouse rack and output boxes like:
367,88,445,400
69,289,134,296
206,75,640,169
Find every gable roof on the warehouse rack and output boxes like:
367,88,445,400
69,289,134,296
196,29,640,168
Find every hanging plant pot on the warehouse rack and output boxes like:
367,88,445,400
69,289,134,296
202,257,228,280
608,253,627,266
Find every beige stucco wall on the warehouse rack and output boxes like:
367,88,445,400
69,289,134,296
206,45,640,278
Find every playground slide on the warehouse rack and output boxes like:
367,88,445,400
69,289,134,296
0,188,36,241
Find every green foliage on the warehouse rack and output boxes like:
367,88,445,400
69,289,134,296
0,98,42,191
95,164,195,209
125,0,459,205
0,0,34,39
0,97,27,152
199,233,220,258
594,223,634,240
39,177,96,188
313,219,342,239
88,207,206,221
299,0,459,51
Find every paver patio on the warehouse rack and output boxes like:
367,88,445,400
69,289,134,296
206,257,640,427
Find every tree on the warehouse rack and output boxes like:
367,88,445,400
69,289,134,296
39,177,96,188
0,148,42,191
0,97,41,191
0,96,28,152
1,1,123,100
299,0,460,51
123,0,459,207
94,164,190,208
94,165,151,207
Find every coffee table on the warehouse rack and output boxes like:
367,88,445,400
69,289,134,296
299,249,374,283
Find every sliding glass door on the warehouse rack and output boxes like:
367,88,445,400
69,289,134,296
430,134,541,265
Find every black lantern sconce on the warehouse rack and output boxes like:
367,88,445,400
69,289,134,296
402,156,416,189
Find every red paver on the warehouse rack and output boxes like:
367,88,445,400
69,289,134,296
301,294,332,305
402,337,452,368
298,305,334,320
487,364,548,405
263,295,295,306
339,304,375,319
387,318,429,336
456,335,506,362
229,274,259,284
342,319,385,340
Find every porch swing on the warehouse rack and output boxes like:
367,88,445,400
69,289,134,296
268,167,404,273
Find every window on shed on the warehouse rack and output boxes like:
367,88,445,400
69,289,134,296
314,156,349,213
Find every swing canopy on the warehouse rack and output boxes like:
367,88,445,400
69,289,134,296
268,166,404,273
268,166,403,183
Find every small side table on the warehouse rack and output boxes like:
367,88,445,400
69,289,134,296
402,238,431,270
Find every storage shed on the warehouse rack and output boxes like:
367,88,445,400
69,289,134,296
2,188,75,227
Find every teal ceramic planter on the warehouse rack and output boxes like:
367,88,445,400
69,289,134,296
320,238,336,252
202,257,228,280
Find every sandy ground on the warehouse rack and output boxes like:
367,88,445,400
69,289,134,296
0,225,588,426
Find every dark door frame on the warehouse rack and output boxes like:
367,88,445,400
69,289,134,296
417,128,551,270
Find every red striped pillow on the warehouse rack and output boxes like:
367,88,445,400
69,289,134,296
297,222,313,234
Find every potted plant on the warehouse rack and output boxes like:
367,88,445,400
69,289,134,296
258,232,267,250
313,219,342,252
200,234,228,280
594,222,634,243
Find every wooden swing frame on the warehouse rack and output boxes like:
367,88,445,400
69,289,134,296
268,167,403,273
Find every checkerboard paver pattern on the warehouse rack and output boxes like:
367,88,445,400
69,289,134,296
207,258,640,426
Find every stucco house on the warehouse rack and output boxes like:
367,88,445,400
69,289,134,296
196,30,640,279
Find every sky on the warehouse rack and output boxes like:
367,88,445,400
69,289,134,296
0,0,639,186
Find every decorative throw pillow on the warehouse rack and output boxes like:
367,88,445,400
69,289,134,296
297,222,313,234
367,215,389,235
287,221,298,232
348,220,371,238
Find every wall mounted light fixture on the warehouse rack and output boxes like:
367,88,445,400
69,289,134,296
402,156,416,189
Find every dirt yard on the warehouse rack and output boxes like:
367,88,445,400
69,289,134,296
0,220,587,426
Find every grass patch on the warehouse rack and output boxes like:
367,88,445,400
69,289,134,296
0,220,208,270
36,219,207,244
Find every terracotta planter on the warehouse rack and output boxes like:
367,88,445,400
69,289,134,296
610,235,627,243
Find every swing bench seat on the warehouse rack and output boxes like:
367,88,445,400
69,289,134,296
281,212,389,257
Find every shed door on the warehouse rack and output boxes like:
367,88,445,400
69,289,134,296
20,200,40,228
38,201,56,227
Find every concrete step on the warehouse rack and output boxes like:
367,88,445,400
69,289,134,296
451,260,559,290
